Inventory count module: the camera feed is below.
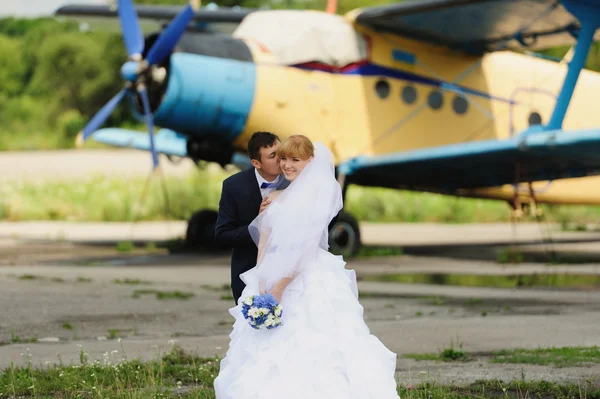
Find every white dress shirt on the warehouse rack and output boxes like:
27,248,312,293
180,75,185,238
255,169,281,199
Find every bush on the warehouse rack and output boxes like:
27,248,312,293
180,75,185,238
57,109,86,141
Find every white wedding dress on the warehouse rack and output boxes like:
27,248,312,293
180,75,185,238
214,143,400,399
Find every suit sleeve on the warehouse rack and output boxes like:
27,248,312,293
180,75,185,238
215,180,255,247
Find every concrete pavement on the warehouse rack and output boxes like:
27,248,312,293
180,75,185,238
2,220,600,246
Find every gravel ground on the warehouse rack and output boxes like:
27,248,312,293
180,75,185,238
1,241,599,386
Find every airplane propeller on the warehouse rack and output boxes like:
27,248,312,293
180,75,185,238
77,0,200,169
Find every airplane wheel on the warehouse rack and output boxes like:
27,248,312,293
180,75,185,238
328,211,361,257
185,209,218,250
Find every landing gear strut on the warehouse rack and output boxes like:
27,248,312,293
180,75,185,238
328,172,362,257
508,163,544,222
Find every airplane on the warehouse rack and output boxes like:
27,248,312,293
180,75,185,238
53,0,600,257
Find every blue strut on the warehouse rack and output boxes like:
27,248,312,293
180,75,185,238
546,0,600,131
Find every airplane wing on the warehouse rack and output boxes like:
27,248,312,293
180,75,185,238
338,129,600,191
89,128,252,169
351,0,600,55
54,3,254,34
90,128,188,157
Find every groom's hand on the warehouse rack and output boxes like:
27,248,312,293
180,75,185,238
259,196,271,214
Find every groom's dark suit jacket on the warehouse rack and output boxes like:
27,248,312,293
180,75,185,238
215,167,288,304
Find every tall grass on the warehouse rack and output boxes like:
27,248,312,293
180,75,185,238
0,169,225,222
346,187,512,223
3,169,600,225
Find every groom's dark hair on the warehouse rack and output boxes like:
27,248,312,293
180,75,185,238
248,131,281,161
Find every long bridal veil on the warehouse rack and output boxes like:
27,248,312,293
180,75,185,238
248,142,343,291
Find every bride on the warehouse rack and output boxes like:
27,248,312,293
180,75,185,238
214,135,400,399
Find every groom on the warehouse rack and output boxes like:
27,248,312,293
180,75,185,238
215,131,290,304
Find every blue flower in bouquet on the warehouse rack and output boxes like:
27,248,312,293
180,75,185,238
241,292,283,330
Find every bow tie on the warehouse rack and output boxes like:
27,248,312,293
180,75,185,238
261,182,274,189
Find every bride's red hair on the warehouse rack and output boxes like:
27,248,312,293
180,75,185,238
277,135,314,160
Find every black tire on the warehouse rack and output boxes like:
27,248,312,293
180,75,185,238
185,209,219,250
328,210,361,257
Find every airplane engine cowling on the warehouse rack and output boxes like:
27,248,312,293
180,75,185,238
152,52,256,143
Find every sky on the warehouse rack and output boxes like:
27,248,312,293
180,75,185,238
0,0,110,18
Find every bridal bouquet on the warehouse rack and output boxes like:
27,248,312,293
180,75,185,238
241,293,283,330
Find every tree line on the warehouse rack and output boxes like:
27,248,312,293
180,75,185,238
0,0,598,151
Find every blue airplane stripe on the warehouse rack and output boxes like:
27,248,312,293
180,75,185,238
293,62,515,104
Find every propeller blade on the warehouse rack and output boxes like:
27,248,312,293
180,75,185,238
118,0,144,59
81,89,128,141
145,3,195,66
138,85,159,169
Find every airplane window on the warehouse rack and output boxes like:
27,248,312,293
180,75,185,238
528,111,542,126
427,91,443,110
452,95,468,115
401,86,417,104
375,80,390,99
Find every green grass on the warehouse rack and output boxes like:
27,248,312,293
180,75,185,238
106,329,133,340
405,346,600,369
0,345,598,398
404,353,440,361
364,272,600,290
357,246,404,258
0,169,226,222
405,336,471,363
200,284,231,292
18,274,40,280
132,289,194,300
347,186,510,223
115,241,135,253
0,345,219,398
113,278,151,285
401,379,600,398
492,346,600,368
16,274,65,283
496,247,525,264
0,123,111,152
4,169,600,224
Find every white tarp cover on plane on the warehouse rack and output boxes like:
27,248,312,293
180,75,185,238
232,10,368,67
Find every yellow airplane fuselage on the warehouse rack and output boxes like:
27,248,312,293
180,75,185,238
232,14,600,206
